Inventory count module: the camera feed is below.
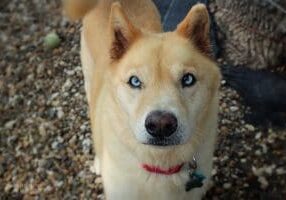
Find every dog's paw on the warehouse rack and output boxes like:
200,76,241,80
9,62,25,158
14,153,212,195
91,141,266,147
90,156,101,175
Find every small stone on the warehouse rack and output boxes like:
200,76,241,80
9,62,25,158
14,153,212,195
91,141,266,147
223,183,232,189
260,144,268,153
255,150,262,156
80,124,87,132
57,136,64,143
38,123,46,136
252,166,263,176
276,167,286,175
50,92,59,100
5,120,17,129
69,135,77,145
37,63,45,74
65,69,75,76
258,176,268,189
48,108,57,119
212,168,217,176
255,132,262,140
264,165,275,175
97,194,104,200
82,138,92,154
95,177,103,185
62,79,72,92
54,181,64,188
77,170,86,178
44,32,61,49
56,107,64,119
245,124,255,131
4,183,13,192
44,185,52,193
52,141,59,149
230,106,238,112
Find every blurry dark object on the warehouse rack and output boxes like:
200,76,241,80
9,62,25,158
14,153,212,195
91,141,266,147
153,0,219,57
214,0,286,70
153,0,207,31
0,0,9,10
221,65,286,127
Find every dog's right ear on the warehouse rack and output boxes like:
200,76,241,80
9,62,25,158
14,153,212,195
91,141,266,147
176,4,212,57
109,2,141,61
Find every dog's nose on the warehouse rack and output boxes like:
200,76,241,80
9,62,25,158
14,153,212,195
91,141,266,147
145,110,178,138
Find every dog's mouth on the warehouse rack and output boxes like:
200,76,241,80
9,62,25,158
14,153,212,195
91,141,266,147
143,137,182,146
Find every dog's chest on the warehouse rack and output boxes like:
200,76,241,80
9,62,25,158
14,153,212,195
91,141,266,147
104,177,193,200
102,160,201,200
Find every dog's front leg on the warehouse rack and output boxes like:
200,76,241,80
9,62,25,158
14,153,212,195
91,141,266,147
90,155,101,175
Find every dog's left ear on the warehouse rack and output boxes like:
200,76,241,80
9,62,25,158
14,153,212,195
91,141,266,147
109,2,141,61
176,4,212,57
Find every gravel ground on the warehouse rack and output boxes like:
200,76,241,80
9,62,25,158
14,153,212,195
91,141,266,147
0,0,285,199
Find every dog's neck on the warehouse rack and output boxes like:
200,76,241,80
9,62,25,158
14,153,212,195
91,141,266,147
141,163,184,175
141,156,206,191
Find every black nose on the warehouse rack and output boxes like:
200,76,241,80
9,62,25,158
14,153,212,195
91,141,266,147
145,110,178,138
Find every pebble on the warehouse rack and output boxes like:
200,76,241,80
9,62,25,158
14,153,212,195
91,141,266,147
57,136,64,143
230,106,238,112
223,183,232,189
95,177,103,185
5,183,13,192
37,63,45,74
44,32,61,49
212,168,217,176
56,107,64,119
260,144,268,153
69,135,77,145
44,185,53,193
52,141,59,149
255,132,262,140
276,167,286,175
264,165,275,175
62,79,72,92
252,166,264,176
5,120,17,129
54,181,64,188
38,123,46,136
258,176,269,189
245,124,255,131
82,138,92,154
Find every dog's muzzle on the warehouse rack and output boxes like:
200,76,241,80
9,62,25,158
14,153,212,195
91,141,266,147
144,110,181,146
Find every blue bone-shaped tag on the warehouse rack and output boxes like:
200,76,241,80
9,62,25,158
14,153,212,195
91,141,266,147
185,171,206,192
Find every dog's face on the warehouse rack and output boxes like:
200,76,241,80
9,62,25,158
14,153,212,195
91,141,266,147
108,4,220,148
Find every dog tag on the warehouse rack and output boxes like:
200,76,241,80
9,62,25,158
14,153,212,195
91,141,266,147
185,171,206,192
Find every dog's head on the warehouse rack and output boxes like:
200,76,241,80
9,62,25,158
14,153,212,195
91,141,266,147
107,3,220,150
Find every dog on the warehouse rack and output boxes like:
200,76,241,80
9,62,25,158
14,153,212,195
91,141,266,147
64,0,221,199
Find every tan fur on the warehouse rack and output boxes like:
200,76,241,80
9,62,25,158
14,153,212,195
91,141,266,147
65,1,221,199
63,0,97,20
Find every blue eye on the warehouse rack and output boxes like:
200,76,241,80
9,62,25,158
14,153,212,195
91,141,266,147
181,73,196,88
128,76,142,89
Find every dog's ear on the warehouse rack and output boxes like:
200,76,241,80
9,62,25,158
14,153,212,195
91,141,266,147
109,2,141,61
176,4,212,57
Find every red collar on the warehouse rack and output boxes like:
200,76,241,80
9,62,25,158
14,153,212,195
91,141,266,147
141,163,184,175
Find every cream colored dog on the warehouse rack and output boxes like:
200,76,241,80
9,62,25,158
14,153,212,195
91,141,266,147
64,0,221,199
